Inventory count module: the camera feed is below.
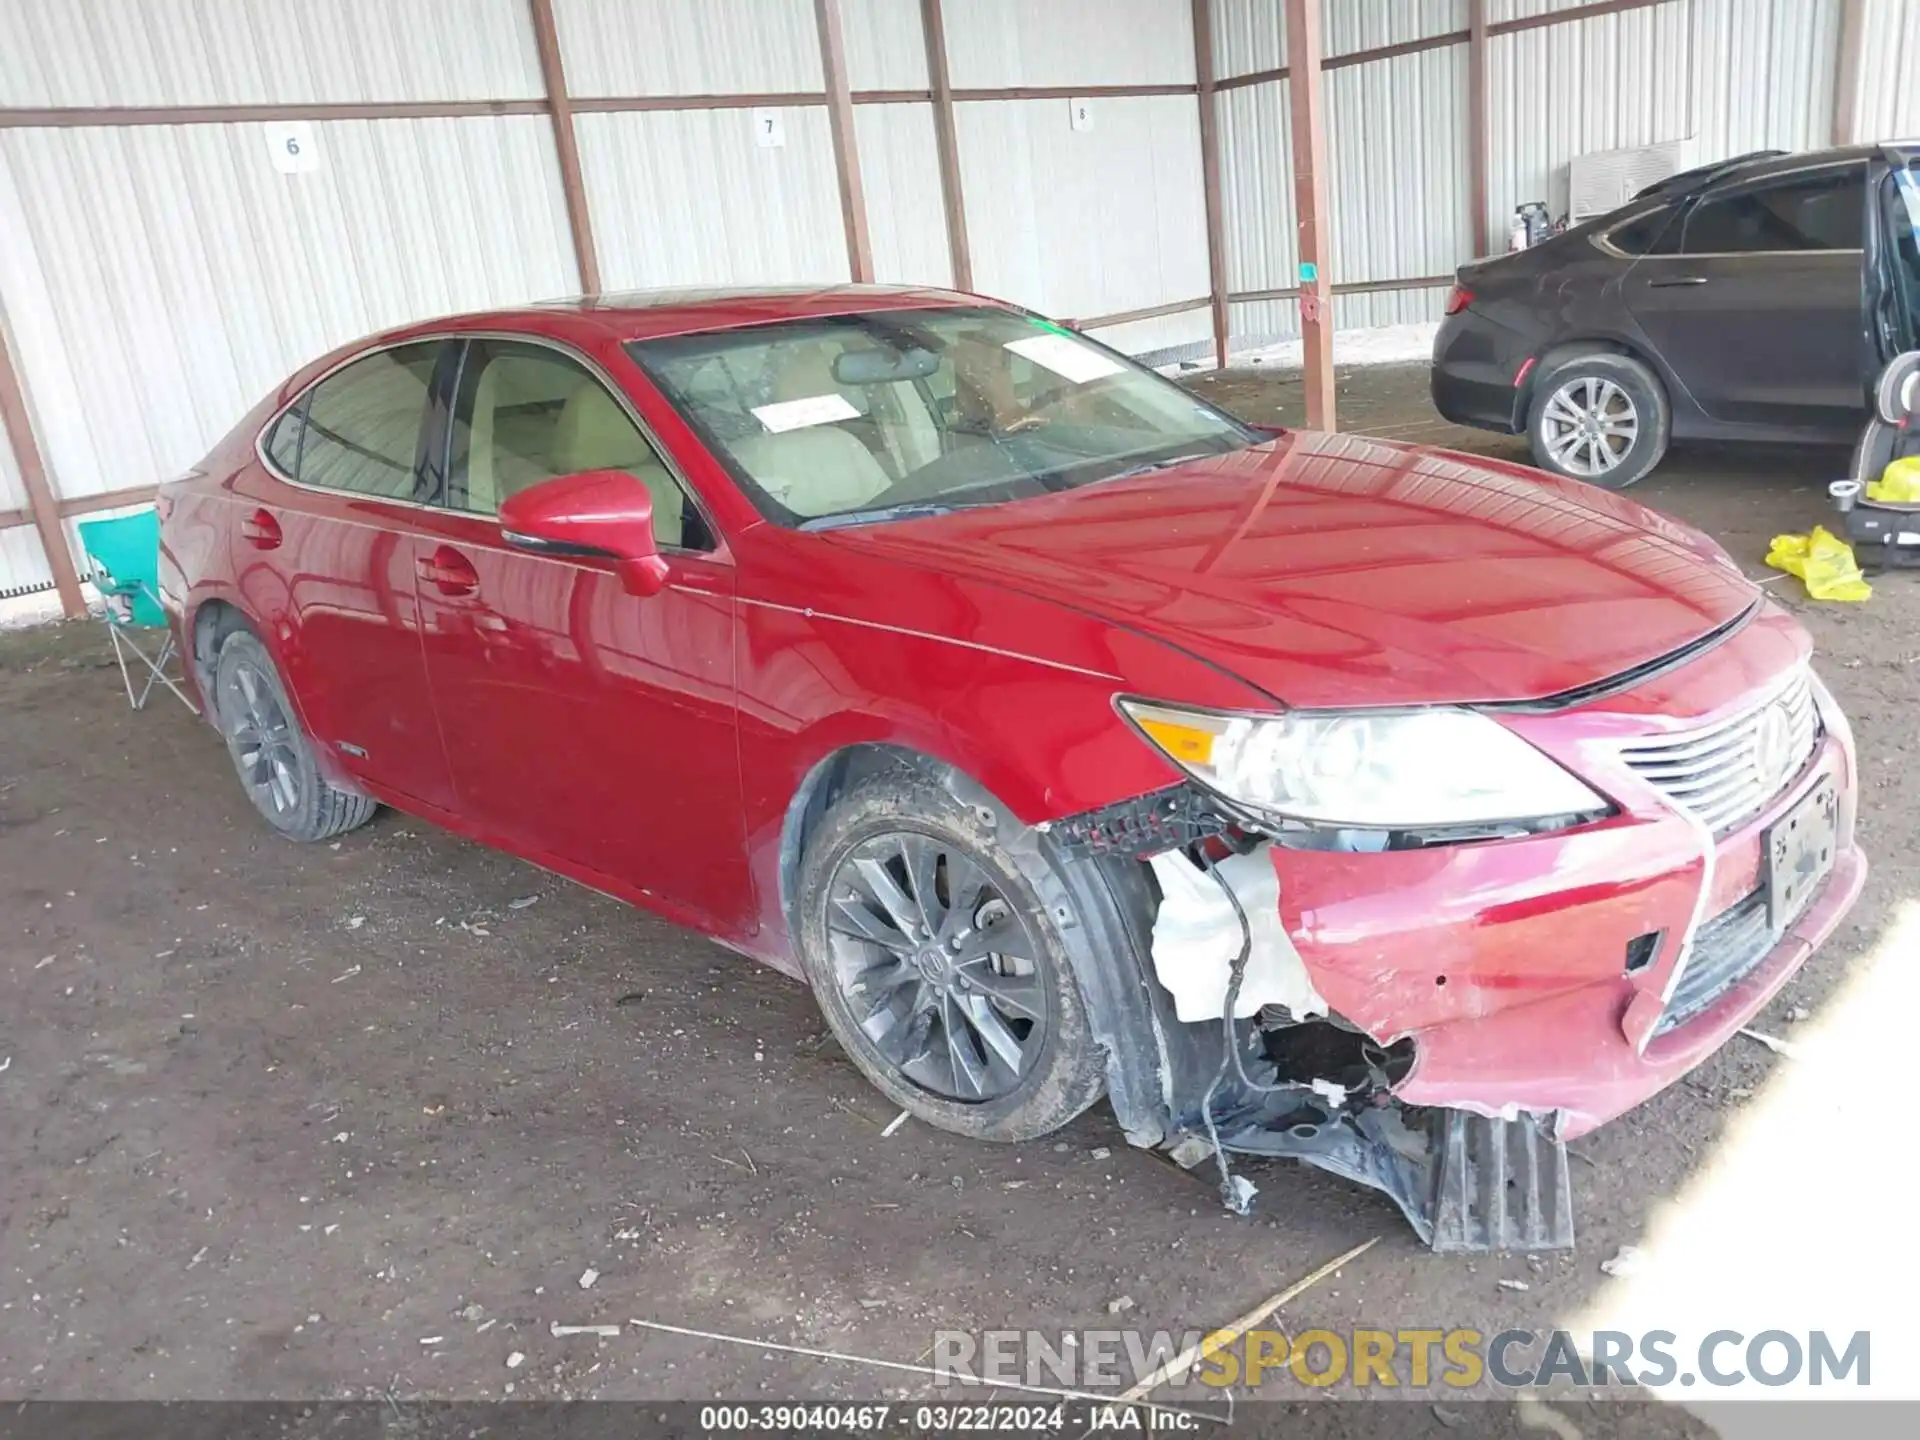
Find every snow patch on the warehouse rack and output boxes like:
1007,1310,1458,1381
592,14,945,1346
1234,321,1440,371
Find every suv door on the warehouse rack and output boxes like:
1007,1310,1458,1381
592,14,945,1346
1622,161,1868,434
235,340,456,810
410,335,749,931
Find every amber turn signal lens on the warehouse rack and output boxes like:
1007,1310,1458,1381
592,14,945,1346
1135,715,1217,766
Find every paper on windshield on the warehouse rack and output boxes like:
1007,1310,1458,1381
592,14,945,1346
1004,333,1126,385
751,393,861,433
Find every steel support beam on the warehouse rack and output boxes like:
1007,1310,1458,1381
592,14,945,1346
816,0,875,283
529,0,601,296
1468,0,1490,257
920,0,973,291
0,313,84,617
1284,0,1334,430
1193,0,1230,368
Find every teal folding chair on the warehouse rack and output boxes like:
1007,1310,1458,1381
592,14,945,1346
76,508,196,713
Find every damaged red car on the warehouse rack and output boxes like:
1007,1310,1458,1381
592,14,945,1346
158,286,1865,1251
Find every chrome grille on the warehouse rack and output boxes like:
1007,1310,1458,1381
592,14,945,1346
1652,888,1772,1037
1616,670,1820,834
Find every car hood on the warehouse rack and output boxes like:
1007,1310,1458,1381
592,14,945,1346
824,431,1758,708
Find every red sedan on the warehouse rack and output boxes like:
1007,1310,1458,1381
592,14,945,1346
158,286,1864,1251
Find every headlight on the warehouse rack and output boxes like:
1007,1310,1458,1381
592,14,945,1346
1118,699,1606,830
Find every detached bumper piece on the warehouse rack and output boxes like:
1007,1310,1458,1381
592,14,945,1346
1429,1110,1574,1252
1206,1096,1574,1254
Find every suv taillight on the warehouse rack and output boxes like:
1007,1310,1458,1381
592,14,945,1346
1444,285,1473,316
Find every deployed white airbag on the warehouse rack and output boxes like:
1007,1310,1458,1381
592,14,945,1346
1146,845,1329,1024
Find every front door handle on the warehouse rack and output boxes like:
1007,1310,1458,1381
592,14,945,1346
416,545,480,598
240,508,282,549
1647,275,1710,288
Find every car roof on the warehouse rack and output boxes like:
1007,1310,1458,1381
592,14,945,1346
373,283,993,349
1710,143,1884,185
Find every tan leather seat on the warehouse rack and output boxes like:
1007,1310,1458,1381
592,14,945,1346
467,362,550,514
730,427,893,518
551,385,685,548
728,343,892,517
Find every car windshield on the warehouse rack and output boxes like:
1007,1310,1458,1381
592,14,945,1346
628,306,1259,528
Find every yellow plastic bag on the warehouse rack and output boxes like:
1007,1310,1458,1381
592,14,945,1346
1765,525,1872,602
1868,454,1920,502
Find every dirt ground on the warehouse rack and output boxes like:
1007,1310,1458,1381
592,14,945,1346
2,360,1907,1434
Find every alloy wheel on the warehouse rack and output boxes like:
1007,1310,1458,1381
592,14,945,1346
822,831,1048,1102
1541,375,1640,478
221,659,303,817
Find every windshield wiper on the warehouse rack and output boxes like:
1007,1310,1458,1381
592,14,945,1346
799,502,959,532
1095,452,1214,484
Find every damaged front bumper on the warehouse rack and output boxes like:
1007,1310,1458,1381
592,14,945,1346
1050,679,1865,1254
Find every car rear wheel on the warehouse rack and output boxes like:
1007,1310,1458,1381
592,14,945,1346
214,630,377,842
1527,352,1669,489
795,769,1105,1141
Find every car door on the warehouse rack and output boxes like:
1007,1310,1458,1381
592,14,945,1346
1867,153,1920,366
1622,162,1868,434
409,334,750,931
233,340,457,811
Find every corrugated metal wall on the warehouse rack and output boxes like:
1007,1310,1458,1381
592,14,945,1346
1224,0,1468,345
1487,0,1696,230
0,0,546,105
944,0,1197,88
1852,0,1920,140
0,0,1880,597
1226,0,1848,351
944,1,1211,356
1326,1,1468,330
0,0,581,595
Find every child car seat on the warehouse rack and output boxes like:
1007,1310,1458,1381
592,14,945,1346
1832,350,1920,566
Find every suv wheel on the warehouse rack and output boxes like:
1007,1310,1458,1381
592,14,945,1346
1527,352,1669,489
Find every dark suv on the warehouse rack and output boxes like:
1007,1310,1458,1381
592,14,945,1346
1433,143,1920,487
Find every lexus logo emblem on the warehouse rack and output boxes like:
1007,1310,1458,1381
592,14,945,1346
1752,703,1794,789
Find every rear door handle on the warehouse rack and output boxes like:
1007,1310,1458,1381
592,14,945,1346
240,508,282,549
1647,275,1710,288
416,544,480,598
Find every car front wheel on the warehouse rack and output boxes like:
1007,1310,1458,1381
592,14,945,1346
795,768,1106,1142
1527,352,1669,489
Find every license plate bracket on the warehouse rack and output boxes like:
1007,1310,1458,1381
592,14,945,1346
1766,779,1837,932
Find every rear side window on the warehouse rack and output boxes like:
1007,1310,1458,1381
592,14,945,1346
263,402,304,474
1607,207,1680,256
287,342,441,499
1680,169,1865,254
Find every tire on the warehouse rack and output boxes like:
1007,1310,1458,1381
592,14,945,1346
794,768,1106,1142
1526,351,1670,489
213,630,377,842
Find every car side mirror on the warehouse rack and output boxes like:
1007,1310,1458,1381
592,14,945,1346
498,469,670,598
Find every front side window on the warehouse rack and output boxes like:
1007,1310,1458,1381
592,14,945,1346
1680,169,1865,254
292,342,440,498
629,307,1256,528
445,339,702,550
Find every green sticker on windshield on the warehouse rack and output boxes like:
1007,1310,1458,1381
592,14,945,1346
1032,318,1075,337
